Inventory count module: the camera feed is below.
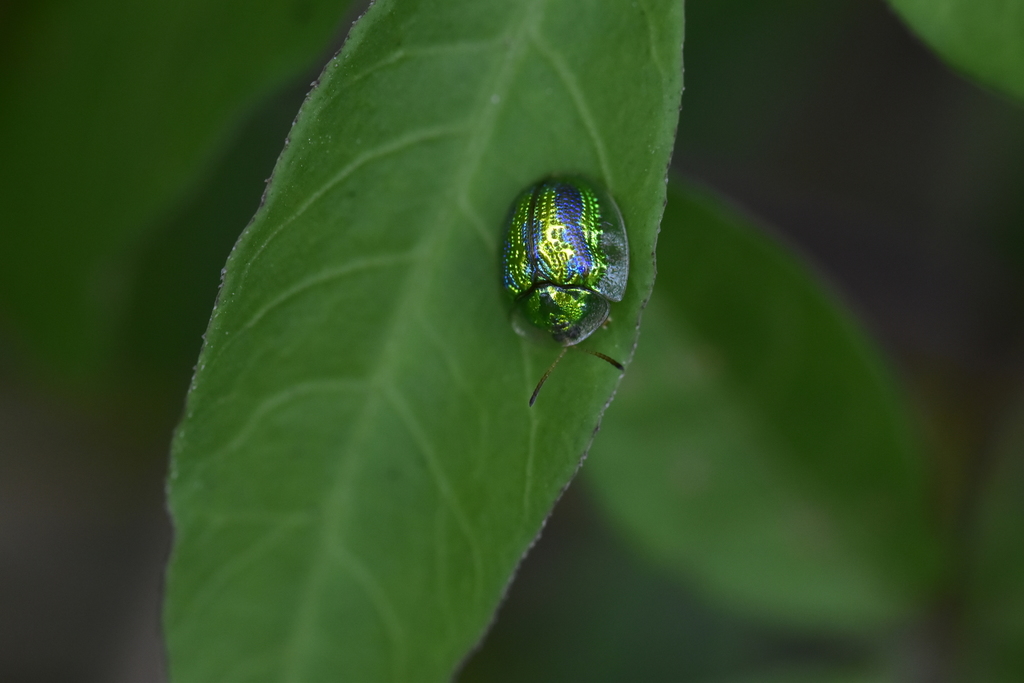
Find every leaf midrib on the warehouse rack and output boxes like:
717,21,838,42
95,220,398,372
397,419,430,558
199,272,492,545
278,2,552,680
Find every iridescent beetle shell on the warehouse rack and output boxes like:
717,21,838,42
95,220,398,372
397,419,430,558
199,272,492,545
500,177,628,346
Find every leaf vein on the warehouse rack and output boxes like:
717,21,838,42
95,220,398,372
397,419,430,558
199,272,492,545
280,2,550,675
195,379,365,481
448,0,549,214
340,40,502,93
326,541,408,673
172,516,310,631
528,29,613,188
414,312,475,400
384,383,484,608
457,191,497,252
241,124,466,284
238,251,420,338
636,0,668,82
283,394,383,681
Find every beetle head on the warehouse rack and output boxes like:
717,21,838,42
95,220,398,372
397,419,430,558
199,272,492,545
513,284,610,346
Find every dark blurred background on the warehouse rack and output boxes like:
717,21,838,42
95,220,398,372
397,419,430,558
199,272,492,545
3,0,1023,680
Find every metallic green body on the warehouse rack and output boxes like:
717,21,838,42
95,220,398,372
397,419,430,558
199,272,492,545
500,177,628,345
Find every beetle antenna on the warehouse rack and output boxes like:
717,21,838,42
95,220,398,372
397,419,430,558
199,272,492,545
530,348,568,407
577,348,624,371
529,347,624,406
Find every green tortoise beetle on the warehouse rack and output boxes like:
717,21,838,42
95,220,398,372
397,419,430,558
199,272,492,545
500,176,628,406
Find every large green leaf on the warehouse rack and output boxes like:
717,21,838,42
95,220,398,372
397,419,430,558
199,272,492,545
886,0,1024,104
963,398,1024,682
0,0,351,373
164,0,684,680
586,180,943,629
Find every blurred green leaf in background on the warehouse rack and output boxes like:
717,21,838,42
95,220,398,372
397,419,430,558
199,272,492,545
588,180,942,631
0,0,354,375
964,395,1024,682
888,0,1024,104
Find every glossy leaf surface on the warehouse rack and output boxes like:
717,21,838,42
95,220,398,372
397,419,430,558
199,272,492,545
164,0,684,680
586,181,942,629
